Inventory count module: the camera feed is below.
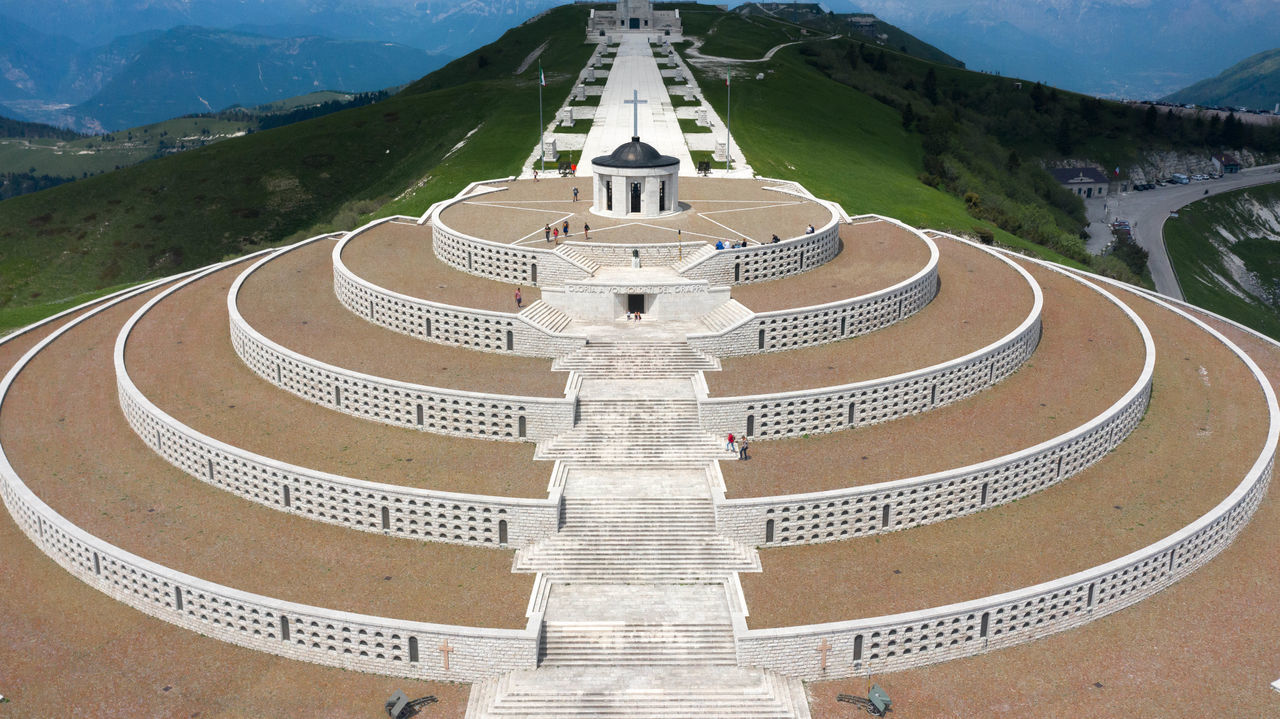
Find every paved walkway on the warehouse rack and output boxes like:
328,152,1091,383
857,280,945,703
578,35,695,177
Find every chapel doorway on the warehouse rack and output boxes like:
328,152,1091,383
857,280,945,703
627,294,645,314
630,182,641,213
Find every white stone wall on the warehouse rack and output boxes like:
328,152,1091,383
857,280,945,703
334,219,586,358
716,267,1155,544
563,240,708,267
700,245,1043,439
230,245,576,442
116,260,561,548
431,202,593,287
733,250,1279,682
0,271,540,682
679,219,841,285
688,226,940,357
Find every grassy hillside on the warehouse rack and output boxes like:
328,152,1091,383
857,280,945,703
1164,47,1280,111
0,5,591,325
1165,182,1280,339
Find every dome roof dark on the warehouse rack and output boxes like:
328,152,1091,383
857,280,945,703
593,136,680,169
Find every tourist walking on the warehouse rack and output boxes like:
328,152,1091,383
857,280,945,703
563,220,570,237
544,224,551,242
572,186,579,202
553,227,559,242
726,432,735,452
533,168,539,182
515,287,522,309
583,222,590,240
737,435,748,460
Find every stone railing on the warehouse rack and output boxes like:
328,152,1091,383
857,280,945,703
699,238,1043,439
561,240,709,267
0,272,541,682
430,184,594,287
688,216,940,356
733,254,1279,681
677,212,842,286
334,217,586,358
715,261,1155,546
117,258,561,548
230,239,576,442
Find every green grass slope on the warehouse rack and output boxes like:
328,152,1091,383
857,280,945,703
1165,182,1280,339
1164,48,1280,110
0,6,590,326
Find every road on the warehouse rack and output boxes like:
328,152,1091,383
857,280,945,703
1107,163,1280,300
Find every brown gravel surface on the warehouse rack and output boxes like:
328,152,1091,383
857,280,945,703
342,220,543,311
0,508,470,718
742,267,1267,627
722,262,1144,497
2,281,531,626
728,221,932,312
239,238,564,396
709,235,1034,395
805,292,1280,719
438,177,830,246
131,257,549,497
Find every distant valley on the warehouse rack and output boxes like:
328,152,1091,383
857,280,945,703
0,18,449,131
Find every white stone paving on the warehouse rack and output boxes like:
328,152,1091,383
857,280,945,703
578,35,695,178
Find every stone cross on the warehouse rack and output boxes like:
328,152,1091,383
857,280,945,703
438,638,454,671
816,638,831,671
624,89,647,138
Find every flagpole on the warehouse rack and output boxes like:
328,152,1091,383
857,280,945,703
539,68,545,174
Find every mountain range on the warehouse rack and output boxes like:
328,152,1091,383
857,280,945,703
831,0,1280,100
0,0,560,56
1164,48,1280,111
0,18,448,131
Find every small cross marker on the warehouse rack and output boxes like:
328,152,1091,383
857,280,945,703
438,638,453,671
817,637,831,671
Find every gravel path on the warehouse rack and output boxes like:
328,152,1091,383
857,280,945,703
721,260,1144,497
741,264,1267,626
710,235,1033,395
1,275,531,627
342,220,543,311
129,257,548,497
807,296,1280,719
240,239,565,396
729,220,931,312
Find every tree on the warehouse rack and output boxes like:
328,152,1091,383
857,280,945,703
901,103,916,129
874,49,888,73
923,67,939,104
1006,149,1021,173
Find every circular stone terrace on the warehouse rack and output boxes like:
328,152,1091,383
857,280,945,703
2,168,1279,718
435,176,835,247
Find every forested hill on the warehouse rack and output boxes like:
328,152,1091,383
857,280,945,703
1164,47,1280,111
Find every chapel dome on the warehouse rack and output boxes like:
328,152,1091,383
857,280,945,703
593,136,680,169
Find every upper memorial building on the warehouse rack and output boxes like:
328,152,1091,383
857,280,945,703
588,0,683,36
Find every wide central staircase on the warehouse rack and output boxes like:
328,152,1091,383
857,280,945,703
467,337,810,718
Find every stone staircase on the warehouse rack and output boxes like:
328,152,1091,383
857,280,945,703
466,666,811,718
539,620,736,666
557,246,603,274
672,244,716,273
520,300,573,334
535,399,728,464
512,497,759,581
552,341,720,378
698,299,754,334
